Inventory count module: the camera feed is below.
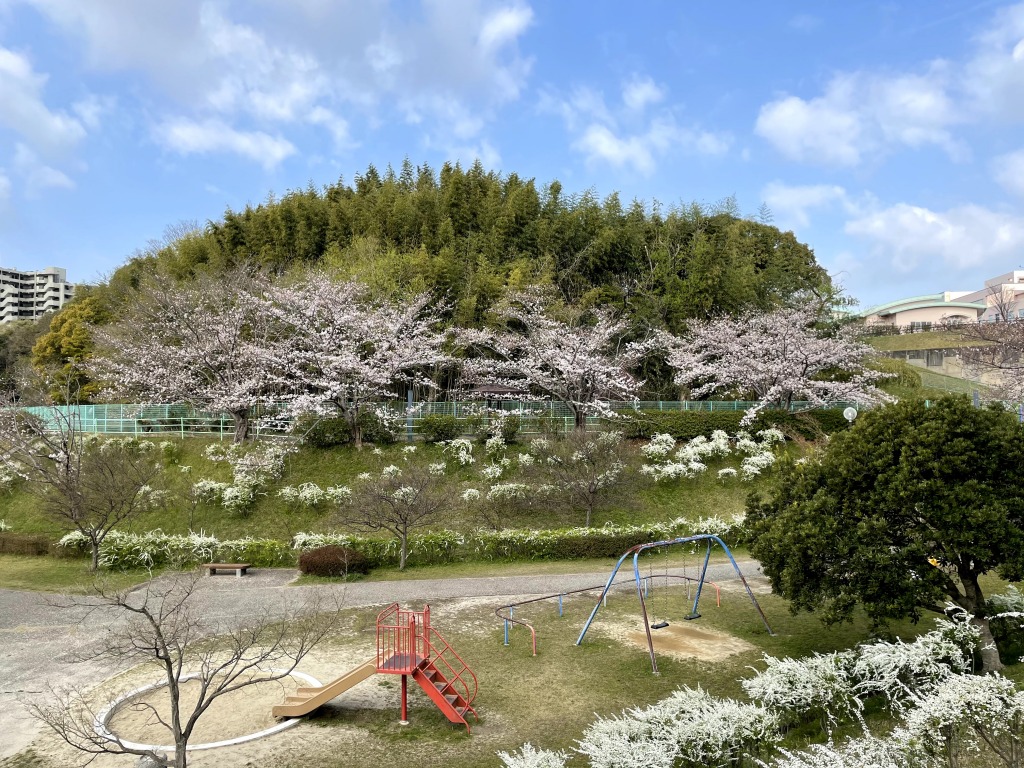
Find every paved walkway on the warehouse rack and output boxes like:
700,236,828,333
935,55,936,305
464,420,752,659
0,560,763,760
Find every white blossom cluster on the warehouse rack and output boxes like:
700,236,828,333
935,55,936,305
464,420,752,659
577,686,779,768
443,438,475,466
194,441,295,512
0,519,10,531
640,429,780,482
743,615,980,730
276,482,351,508
497,743,570,768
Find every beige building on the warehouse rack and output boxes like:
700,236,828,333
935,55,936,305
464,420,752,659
859,270,1024,330
0,266,75,324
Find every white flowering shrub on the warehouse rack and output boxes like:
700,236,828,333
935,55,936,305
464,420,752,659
852,615,978,706
481,463,505,480
642,428,780,483
58,529,292,569
196,441,295,512
443,438,475,465
485,434,506,457
742,651,861,731
486,483,529,501
767,736,913,768
428,462,446,475
461,488,481,502
0,519,10,531
641,433,676,459
497,744,568,768
898,672,1024,767
578,686,779,768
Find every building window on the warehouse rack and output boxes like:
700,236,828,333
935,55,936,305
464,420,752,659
927,351,943,367
908,350,924,359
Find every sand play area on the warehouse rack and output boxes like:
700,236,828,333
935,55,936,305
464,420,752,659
601,620,755,661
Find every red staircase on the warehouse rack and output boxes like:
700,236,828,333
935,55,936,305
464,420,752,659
375,604,478,733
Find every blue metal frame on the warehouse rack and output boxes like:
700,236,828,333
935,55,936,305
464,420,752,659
575,534,774,674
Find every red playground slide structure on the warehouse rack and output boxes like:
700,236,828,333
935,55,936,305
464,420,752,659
273,604,479,733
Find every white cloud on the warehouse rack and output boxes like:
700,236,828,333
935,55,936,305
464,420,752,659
761,181,851,229
12,143,74,193
844,202,1024,273
993,148,1024,197
0,170,10,202
307,107,354,150
622,76,664,113
964,2,1024,121
23,0,534,160
755,65,960,167
153,118,296,169
478,4,533,51
0,46,88,156
546,79,729,175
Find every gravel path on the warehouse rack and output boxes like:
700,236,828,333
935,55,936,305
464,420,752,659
0,560,763,760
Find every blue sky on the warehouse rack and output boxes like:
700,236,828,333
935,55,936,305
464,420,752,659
1,1,1023,308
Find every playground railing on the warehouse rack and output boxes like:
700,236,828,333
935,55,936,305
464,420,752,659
376,603,430,671
423,626,478,710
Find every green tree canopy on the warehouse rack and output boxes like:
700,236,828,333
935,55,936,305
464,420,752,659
747,396,1024,671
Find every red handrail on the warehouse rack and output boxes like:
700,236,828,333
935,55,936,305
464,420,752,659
423,626,478,710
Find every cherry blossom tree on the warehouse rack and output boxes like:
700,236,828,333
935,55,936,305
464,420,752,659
666,307,890,423
459,291,658,431
264,273,449,448
89,270,276,443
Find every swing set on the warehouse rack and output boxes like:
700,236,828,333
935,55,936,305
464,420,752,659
575,534,774,674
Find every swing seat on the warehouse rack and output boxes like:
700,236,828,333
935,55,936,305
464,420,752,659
650,621,669,630
684,613,701,621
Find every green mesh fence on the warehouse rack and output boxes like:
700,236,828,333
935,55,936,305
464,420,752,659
16,400,861,439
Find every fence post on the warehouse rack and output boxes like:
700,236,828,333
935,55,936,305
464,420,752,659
406,389,414,443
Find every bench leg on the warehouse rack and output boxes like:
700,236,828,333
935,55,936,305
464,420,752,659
236,569,242,578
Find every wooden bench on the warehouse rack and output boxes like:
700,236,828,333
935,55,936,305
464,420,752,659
203,562,251,577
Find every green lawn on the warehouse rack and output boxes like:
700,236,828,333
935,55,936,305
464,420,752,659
867,330,981,352
0,554,156,592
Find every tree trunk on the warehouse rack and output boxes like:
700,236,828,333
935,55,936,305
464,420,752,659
89,541,100,571
346,408,362,449
961,570,1003,672
231,410,250,443
574,407,587,433
398,533,407,570
973,614,1004,672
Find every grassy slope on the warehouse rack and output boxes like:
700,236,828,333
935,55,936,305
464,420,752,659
867,331,981,352
0,555,156,592
0,437,753,542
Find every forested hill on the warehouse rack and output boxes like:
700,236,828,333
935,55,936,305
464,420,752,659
14,160,833,398
108,159,830,332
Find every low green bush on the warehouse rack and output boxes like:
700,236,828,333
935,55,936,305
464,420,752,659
296,414,352,448
419,414,462,443
298,545,370,577
358,411,398,445
498,414,521,443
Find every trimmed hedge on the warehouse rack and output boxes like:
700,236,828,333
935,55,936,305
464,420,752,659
0,532,52,556
620,408,850,441
298,545,370,577
58,515,745,572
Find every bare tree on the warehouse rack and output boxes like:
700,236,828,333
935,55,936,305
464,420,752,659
527,430,636,527
30,574,339,768
0,397,166,570
338,459,452,569
946,290,1024,400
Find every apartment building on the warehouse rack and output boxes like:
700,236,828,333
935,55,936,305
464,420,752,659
0,266,75,324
